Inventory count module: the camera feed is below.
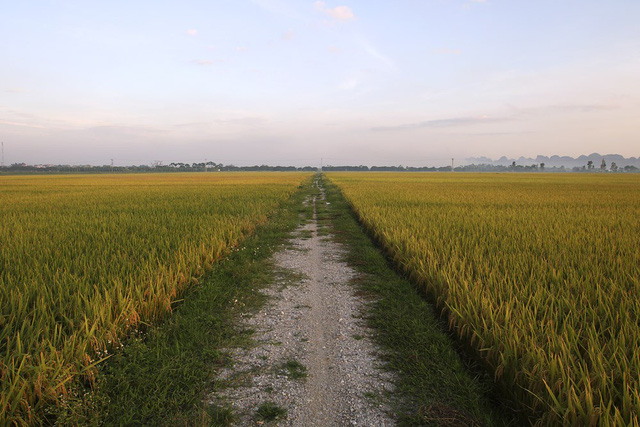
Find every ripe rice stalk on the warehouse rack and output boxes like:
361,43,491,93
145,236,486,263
0,172,309,425
328,172,640,425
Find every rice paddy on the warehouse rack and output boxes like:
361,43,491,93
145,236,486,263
3,170,638,425
0,172,309,425
327,172,640,425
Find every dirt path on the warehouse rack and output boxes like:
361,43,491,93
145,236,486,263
209,182,394,426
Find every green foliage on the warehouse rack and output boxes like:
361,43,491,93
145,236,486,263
255,401,288,422
279,359,308,379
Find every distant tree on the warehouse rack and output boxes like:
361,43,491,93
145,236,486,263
611,162,618,172
587,160,594,170
600,159,607,171
540,162,545,171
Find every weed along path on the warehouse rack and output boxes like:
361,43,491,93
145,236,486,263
209,181,395,425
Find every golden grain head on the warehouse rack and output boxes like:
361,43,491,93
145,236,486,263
327,172,640,425
0,171,310,425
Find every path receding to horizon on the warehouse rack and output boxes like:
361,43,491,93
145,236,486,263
209,179,395,426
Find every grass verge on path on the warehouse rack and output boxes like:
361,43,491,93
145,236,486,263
320,175,515,426
84,177,314,426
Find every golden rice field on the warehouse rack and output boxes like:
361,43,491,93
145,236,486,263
0,172,309,425
328,172,640,426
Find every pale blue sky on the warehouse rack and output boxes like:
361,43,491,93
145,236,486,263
1,0,639,166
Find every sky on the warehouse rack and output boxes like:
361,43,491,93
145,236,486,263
1,0,639,167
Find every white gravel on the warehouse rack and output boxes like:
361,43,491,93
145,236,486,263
208,184,395,426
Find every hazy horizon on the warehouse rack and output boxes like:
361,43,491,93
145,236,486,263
2,1,639,167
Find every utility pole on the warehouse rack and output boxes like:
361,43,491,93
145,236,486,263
451,158,454,172
110,158,114,172
320,157,323,172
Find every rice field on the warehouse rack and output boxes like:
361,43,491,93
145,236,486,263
0,172,309,425
327,172,640,425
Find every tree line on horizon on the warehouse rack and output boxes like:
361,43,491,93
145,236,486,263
1,160,638,174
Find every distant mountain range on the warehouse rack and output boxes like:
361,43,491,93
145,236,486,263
466,153,640,168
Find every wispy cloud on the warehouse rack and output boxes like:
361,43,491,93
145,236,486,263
174,111,269,129
0,120,45,129
186,29,197,36
468,131,536,136
0,109,74,130
282,29,295,40
314,1,355,22
193,59,222,66
549,104,618,113
339,77,360,90
216,117,268,126
173,122,210,128
356,36,396,70
371,102,616,133
84,125,165,135
372,115,509,131
509,103,619,117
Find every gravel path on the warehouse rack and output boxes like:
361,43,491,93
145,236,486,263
208,183,395,426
